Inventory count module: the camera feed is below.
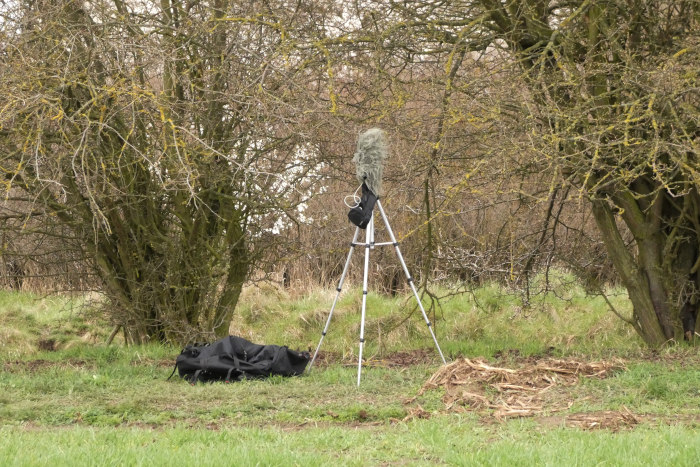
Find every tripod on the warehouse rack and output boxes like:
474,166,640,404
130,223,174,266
307,199,447,386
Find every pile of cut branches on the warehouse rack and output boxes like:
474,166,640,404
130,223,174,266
414,357,624,419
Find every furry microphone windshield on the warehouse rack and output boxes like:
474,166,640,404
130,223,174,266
352,128,388,197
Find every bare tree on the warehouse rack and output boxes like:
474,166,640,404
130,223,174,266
0,0,330,343
368,0,700,345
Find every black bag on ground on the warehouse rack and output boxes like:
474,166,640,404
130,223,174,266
169,336,310,384
348,183,377,229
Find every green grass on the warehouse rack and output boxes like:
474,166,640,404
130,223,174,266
0,290,110,358
2,422,700,466
1,282,700,465
235,276,641,360
571,357,700,415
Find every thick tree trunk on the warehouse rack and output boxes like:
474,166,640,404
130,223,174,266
637,236,677,340
590,199,670,346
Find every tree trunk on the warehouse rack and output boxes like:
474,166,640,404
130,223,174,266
590,199,670,346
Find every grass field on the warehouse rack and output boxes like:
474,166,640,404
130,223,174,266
1,281,700,466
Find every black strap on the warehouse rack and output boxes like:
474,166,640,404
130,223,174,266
166,363,178,381
190,369,202,385
220,352,243,383
233,353,251,380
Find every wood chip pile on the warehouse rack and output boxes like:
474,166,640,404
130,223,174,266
415,357,625,419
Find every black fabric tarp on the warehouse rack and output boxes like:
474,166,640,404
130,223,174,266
171,336,310,384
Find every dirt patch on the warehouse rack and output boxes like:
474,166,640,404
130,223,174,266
3,358,91,373
411,357,625,420
365,349,438,367
37,338,57,352
313,349,439,368
565,409,640,431
536,409,642,431
129,357,175,368
306,351,341,367
637,348,700,367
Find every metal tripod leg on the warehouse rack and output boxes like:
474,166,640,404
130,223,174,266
356,215,372,386
307,226,361,371
376,200,447,364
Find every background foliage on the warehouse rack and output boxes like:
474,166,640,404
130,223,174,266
2,0,699,346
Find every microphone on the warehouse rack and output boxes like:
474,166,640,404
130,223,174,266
352,128,388,197
348,128,388,229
